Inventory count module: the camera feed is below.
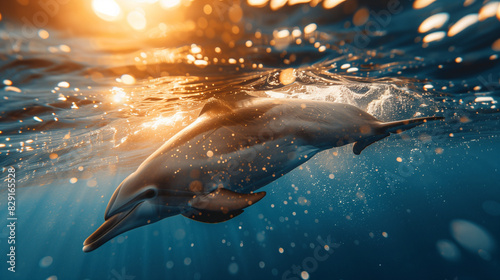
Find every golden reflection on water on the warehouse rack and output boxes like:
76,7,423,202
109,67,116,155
493,38,500,51
111,87,128,104
498,3,500,20
413,0,436,10
12,0,500,64
422,31,446,43
447,14,479,37
247,0,350,10
478,1,499,21
141,111,186,130
323,0,347,9
417,1,500,51
418,13,449,33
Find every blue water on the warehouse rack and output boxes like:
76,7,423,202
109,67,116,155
1,0,500,279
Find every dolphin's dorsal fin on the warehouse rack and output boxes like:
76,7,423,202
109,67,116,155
199,98,234,117
189,188,266,212
182,208,244,223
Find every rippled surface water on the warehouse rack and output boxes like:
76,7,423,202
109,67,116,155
1,0,500,279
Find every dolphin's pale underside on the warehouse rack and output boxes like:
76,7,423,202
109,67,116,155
83,97,443,252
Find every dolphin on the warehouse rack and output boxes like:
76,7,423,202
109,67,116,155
83,96,443,252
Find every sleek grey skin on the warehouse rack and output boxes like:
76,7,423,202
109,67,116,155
83,96,443,252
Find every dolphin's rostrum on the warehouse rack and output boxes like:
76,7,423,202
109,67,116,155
83,96,443,252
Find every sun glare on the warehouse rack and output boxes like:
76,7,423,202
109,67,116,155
92,0,122,22
160,0,181,9
127,10,147,30
111,87,128,103
141,112,185,130
91,0,184,31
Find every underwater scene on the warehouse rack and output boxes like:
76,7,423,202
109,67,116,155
1,0,500,279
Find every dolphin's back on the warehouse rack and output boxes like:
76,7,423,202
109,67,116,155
145,98,380,165
140,97,441,191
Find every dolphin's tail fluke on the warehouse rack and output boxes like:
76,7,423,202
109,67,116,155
353,116,444,155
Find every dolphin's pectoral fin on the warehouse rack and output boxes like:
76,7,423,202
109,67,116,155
189,188,266,212
353,133,389,155
182,208,244,223
184,189,265,223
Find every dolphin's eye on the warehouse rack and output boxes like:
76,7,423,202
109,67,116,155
139,185,158,201
144,189,157,199
133,186,158,204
